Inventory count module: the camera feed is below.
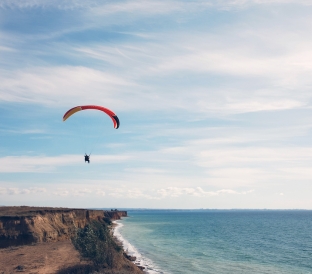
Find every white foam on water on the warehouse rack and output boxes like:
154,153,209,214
113,220,167,274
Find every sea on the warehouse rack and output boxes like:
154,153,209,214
113,210,312,274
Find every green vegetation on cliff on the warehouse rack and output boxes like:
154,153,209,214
58,219,142,274
72,220,121,267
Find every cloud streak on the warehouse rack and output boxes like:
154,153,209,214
1,0,311,11
157,187,254,198
0,66,133,107
0,187,46,195
0,154,131,172
1,0,312,117
0,185,253,200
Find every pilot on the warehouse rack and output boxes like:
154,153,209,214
84,154,90,164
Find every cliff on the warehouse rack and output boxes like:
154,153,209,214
105,209,127,220
0,206,127,248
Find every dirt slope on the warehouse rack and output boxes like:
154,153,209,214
0,240,85,274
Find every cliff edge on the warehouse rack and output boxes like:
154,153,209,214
0,206,127,248
0,206,143,274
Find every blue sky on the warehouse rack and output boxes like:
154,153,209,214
1,0,312,209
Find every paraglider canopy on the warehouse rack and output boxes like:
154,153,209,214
63,105,120,129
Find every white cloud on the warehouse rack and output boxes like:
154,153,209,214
230,0,312,5
67,25,312,115
92,1,190,16
125,168,165,174
0,0,94,9
0,154,130,173
0,188,6,195
7,188,20,195
1,0,311,11
96,189,106,196
93,185,254,199
157,187,196,197
53,188,70,196
2,4,312,115
0,128,47,135
0,46,15,52
157,186,254,198
72,188,92,196
0,187,47,195
149,28,312,88
0,184,252,199
196,147,312,168
0,66,133,107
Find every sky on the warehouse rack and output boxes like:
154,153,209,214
1,0,312,209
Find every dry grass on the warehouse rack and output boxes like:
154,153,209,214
0,240,86,273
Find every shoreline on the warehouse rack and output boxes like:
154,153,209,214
113,220,165,274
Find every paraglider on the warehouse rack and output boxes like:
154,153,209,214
84,154,90,164
63,105,119,163
63,105,119,129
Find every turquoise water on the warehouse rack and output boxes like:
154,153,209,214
115,210,312,274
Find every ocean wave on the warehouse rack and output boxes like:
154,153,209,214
113,220,166,274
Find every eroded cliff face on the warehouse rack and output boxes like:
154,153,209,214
105,210,127,220
0,207,127,248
